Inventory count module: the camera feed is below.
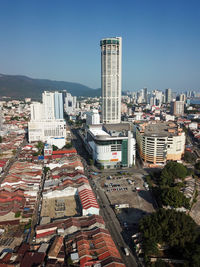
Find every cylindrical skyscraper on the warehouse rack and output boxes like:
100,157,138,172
100,37,122,124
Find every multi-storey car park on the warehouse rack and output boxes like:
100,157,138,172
136,121,185,165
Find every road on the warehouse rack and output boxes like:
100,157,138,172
96,185,138,267
71,127,90,162
83,158,139,267
28,167,45,244
71,130,140,267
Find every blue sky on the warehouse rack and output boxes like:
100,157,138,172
0,0,200,91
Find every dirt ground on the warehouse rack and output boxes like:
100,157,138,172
41,195,78,219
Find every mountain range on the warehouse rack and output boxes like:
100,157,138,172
0,74,101,99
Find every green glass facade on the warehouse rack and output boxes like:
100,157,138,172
100,39,120,46
121,139,128,166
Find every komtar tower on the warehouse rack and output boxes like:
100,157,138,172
100,37,122,124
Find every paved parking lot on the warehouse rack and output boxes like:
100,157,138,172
98,173,155,225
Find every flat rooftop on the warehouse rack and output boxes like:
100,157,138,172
141,122,182,137
103,123,131,132
88,123,132,140
89,128,110,137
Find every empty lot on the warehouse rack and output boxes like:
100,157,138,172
41,195,78,219
98,173,155,225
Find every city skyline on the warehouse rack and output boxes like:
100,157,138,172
0,0,200,91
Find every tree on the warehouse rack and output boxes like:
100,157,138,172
52,145,58,151
36,141,44,155
43,166,50,175
88,159,94,166
183,151,196,164
15,211,21,218
159,162,187,186
64,142,72,149
145,175,153,188
139,209,198,258
142,239,159,256
154,259,170,267
195,162,200,170
160,187,190,209
184,241,200,267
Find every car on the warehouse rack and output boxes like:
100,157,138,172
124,247,130,256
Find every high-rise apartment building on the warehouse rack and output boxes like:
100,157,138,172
30,102,44,121
141,88,148,103
64,93,77,115
42,91,55,120
178,93,186,103
86,109,100,125
100,37,122,124
165,88,172,103
42,91,64,120
151,90,163,106
54,91,64,119
171,100,184,116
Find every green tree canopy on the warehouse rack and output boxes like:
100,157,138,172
183,151,196,164
160,187,190,209
52,145,58,151
63,142,73,149
36,141,44,155
195,161,200,170
159,162,188,186
139,209,198,256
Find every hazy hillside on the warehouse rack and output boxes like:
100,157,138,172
0,74,101,99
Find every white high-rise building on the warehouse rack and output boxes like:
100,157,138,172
42,91,55,120
65,93,77,115
54,91,64,119
28,91,66,148
179,93,186,102
100,37,122,124
42,91,64,120
30,102,44,121
86,109,100,125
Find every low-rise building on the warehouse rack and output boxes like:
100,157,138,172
36,215,105,242
65,227,125,267
28,120,66,148
78,184,99,216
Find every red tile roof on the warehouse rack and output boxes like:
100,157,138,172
36,215,105,239
78,187,99,210
52,149,77,155
66,228,125,267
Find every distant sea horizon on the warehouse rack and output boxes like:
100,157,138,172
190,98,200,105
